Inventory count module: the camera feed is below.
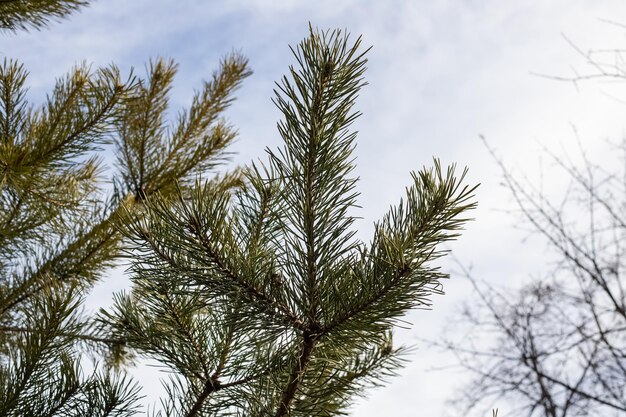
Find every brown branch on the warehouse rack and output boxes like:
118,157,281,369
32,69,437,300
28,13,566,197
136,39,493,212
186,377,221,417
274,331,317,417
532,367,626,413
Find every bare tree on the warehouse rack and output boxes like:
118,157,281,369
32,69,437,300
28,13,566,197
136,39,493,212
439,137,626,417
436,29,626,417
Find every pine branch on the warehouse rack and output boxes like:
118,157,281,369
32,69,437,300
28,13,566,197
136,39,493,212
1,49,252,415
274,331,317,417
1,54,250,315
189,212,306,331
115,54,250,200
0,0,90,32
104,26,477,416
0,206,121,316
0,324,124,345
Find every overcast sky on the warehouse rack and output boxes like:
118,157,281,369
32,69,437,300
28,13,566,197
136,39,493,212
4,1,626,415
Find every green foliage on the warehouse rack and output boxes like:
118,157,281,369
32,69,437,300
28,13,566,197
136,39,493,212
115,56,250,201
0,1,476,411
100,27,477,416
0,284,142,416
0,0,90,32
0,47,250,414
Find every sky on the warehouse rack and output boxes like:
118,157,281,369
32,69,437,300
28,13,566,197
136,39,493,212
4,1,626,415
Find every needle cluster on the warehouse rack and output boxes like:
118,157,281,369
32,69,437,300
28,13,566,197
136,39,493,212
101,28,477,416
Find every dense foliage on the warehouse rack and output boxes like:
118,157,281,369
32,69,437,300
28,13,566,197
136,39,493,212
100,29,477,415
0,3,477,415
0,49,250,415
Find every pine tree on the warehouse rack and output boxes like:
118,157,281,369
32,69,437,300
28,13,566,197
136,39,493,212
99,28,478,415
0,0,91,32
0,50,250,415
